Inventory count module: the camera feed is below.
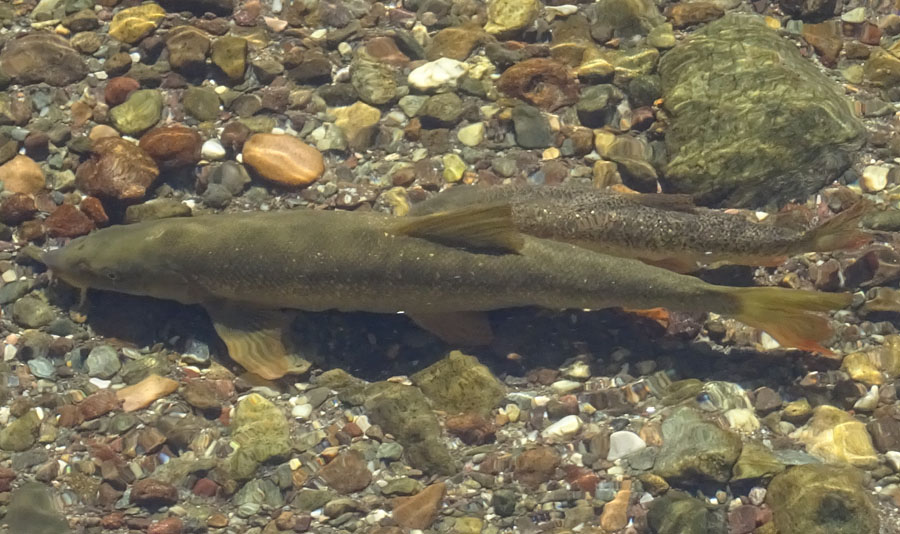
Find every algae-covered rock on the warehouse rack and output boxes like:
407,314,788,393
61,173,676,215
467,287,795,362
767,464,879,534
224,393,291,480
791,405,878,468
360,381,457,475
6,482,70,534
110,89,163,136
658,14,864,208
730,441,785,481
647,491,711,534
411,351,506,416
588,0,665,39
0,408,42,451
653,407,742,483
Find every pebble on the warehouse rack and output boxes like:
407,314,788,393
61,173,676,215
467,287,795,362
319,450,372,493
498,58,579,111
108,3,166,44
332,101,381,149
85,345,121,379
12,296,55,328
861,164,892,192
607,430,647,460
241,133,325,187
541,414,583,440
211,36,248,81
131,478,178,507
110,89,163,136
0,155,45,194
116,374,179,412
201,139,227,160
407,58,468,91
792,405,878,467
0,33,88,86
183,87,221,122
166,26,211,72
484,0,540,34
457,123,485,147
75,137,159,201
45,204,95,238
139,125,203,169
391,482,445,530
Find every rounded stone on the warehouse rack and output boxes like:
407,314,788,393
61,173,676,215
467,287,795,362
85,345,121,379
0,155,45,194
105,76,141,107
211,36,248,81
0,33,88,87
139,125,203,169
110,89,163,136
166,26,211,73
109,3,166,45
241,133,325,187
484,0,541,34
183,86,220,122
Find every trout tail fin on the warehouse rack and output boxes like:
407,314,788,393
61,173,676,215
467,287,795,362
804,201,872,252
726,287,851,356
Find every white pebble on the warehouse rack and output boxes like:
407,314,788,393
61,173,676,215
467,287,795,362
724,408,761,433
541,414,583,440
201,139,226,160
532,395,550,407
563,360,591,380
853,385,879,412
292,403,313,419
550,379,583,395
93,71,108,80
89,377,111,389
886,451,900,472
607,430,646,461
407,57,468,91
4,344,18,361
861,165,891,193
2,269,17,282
748,486,767,506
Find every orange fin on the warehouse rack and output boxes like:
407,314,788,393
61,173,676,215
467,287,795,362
806,201,873,252
407,311,494,345
726,287,851,356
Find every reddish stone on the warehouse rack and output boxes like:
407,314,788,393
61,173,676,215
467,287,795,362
514,446,560,487
192,477,219,497
497,58,579,112
78,389,121,420
318,450,372,494
391,483,446,530
131,478,178,506
45,204,95,238
446,412,496,445
668,2,725,28
98,481,124,507
75,137,159,201
138,125,202,169
728,504,759,534
58,404,84,427
80,196,109,226
23,131,50,161
148,517,183,534
859,22,883,46
0,193,37,224
364,36,409,66
342,421,363,438
105,77,140,106
234,0,261,26
0,467,15,492
220,121,251,152
101,512,126,529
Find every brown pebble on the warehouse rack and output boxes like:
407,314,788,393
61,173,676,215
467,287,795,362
192,478,219,497
80,196,109,226
318,450,372,494
668,2,724,28
0,155,45,194
101,512,126,529
45,204,95,238
75,137,159,201
148,517,183,534
139,124,202,169
79,389,121,420
514,446,560,487
88,125,120,142
23,131,50,161
131,478,178,506
241,133,324,187
104,76,140,106
497,58,579,112
0,193,37,225
599,478,631,530
207,514,228,528
391,482,445,530
446,412,496,445
57,404,84,427
220,121,251,152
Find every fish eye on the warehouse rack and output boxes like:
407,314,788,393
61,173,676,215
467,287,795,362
102,269,118,281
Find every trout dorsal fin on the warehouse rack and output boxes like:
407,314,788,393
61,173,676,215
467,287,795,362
390,203,525,253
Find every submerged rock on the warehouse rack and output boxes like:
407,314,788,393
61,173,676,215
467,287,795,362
0,33,87,86
411,351,506,416
658,14,863,208
6,482,70,534
224,393,291,480
653,407,742,483
647,491,711,534
791,405,878,468
767,464,879,534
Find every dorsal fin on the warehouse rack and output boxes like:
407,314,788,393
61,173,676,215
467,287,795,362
390,203,525,253
626,193,697,213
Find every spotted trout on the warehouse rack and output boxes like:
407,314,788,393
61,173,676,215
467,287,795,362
43,205,850,379
410,185,871,272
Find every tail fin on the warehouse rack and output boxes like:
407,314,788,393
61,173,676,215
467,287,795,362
804,201,872,252
726,287,851,356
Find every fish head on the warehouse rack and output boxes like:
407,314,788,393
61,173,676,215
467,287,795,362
42,222,199,302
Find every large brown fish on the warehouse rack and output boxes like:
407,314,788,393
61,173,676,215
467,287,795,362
43,205,850,379
410,185,871,272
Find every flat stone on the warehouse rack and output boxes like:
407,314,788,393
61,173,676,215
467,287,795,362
183,86,221,121
607,430,647,460
109,3,166,44
0,409,41,451
131,478,178,507
241,133,324,187
511,104,553,149
110,89,163,136
654,407,742,483
391,482,445,530
319,450,372,494
85,345,121,379
139,125,202,169
12,295,54,328
0,33,87,86
211,36,248,81
45,204,94,238
117,374,179,412
514,446,560,487
225,393,291,480
166,26,211,73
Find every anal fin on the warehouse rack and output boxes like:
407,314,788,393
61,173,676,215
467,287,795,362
204,304,306,380
407,311,494,346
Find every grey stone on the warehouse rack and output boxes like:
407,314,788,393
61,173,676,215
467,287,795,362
512,104,553,149
654,407,742,483
85,345,121,379
12,295,55,328
6,482,70,534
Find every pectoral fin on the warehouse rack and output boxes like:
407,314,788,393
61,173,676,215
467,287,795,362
390,204,525,253
204,304,308,380
407,311,494,346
